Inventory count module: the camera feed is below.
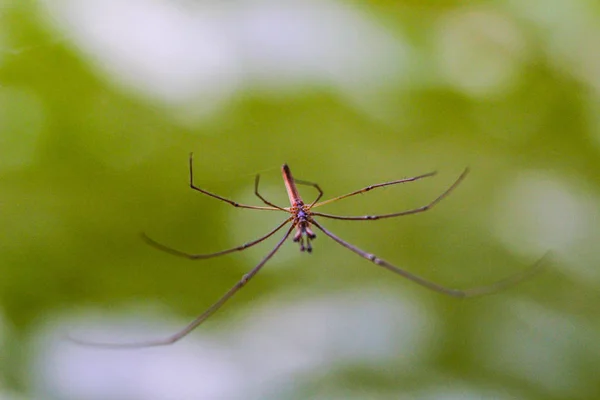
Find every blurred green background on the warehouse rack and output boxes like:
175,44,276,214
1,0,600,399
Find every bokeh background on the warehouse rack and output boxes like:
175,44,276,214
1,0,600,399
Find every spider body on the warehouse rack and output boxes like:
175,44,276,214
282,164,317,252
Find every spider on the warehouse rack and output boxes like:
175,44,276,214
70,154,545,348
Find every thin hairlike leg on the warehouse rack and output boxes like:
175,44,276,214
141,218,293,259
254,174,289,212
312,169,468,221
312,220,546,298
188,153,281,211
313,170,438,208
294,179,323,208
68,224,297,349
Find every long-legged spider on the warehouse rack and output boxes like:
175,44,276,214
71,154,545,348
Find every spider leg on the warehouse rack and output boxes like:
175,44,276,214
254,174,289,212
313,170,438,208
141,218,293,259
67,223,297,348
312,169,468,221
312,220,547,298
188,153,281,211
294,179,323,208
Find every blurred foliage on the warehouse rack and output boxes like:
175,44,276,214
1,0,600,399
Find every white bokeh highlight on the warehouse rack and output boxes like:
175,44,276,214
506,0,600,94
434,7,528,98
34,290,434,400
40,0,409,120
481,299,599,398
493,170,600,283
